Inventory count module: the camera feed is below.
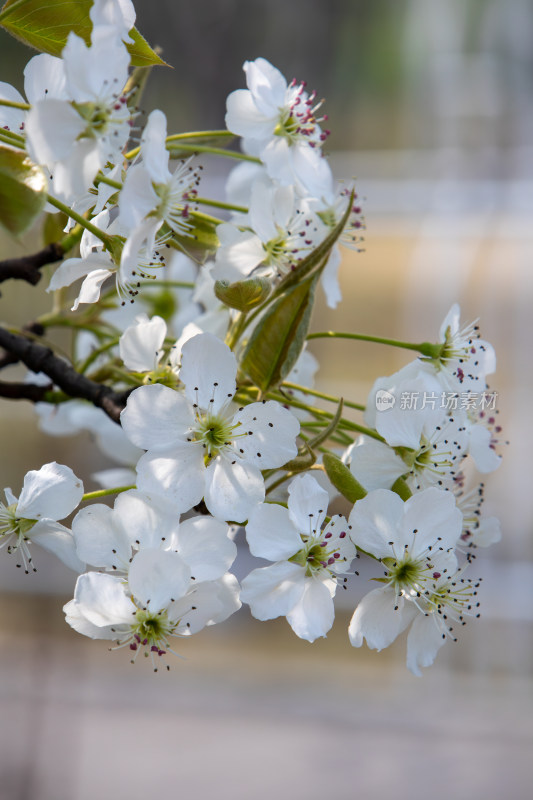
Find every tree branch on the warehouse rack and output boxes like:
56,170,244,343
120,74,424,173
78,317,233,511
0,328,130,423
0,242,65,286
0,379,52,402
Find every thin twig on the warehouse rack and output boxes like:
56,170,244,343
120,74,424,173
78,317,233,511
0,328,130,423
0,242,65,287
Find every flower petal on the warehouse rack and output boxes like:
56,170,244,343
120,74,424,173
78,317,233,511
16,462,83,521
240,561,304,620
128,548,190,610
245,502,301,561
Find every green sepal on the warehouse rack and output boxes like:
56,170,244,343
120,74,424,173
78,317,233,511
171,214,218,263
322,452,367,504
240,273,317,393
391,477,412,501
281,443,316,473
214,277,270,311
307,398,344,449
0,146,47,235
0,0,167,67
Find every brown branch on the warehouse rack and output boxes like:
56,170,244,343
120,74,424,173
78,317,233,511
0,380,52,402
0,242,65,286
0,322,46,370
0,327,130,423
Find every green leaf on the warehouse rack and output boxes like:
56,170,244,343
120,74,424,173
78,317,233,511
0,0,166,66
42,211,67,246
241,274,317,394
322,453,367,504
0,146,47,235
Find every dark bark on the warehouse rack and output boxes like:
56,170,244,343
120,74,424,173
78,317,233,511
0,328,130,423
0,380,52,402
0,242,65,287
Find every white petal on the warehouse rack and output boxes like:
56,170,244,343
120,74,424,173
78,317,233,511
29,520,85,572
47,254,111,292
467,424,502,473
24,53,67,103
348,490,405,558
291,144,332,196
140,109,170,183
406,612,447,676
240,561,304,620
113,489,180,550
225,89,275,140
0,82,26,130
128,548,190,610
245,502,301,560
179,333,236,413
72,268,112,309
171,574,241,632
135,447,205,513
177,516,237,581
119,314,167,372
472,516,501,547
75,571,135,627
118,165,159,228
25,99,85,165
16,462,83,521
402,488,462,555
64,598,119,640
72,503,131,569
204,457,264,523
347,436,406,492
320,245,342,309
232,401,299,468
120,383,194,450
245,58,287,114
348,587,416,650
287,473,329,533
286,578,335,642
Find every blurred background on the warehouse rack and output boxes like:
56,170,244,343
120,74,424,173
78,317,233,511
0,0,532,798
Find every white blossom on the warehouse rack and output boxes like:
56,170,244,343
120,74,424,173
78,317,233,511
121,332,300,522
0,463,84,572
241,474,356,641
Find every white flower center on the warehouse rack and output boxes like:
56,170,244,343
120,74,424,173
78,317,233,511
0,502,37,572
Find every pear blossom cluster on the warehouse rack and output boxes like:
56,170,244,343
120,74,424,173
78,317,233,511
0,0,503,676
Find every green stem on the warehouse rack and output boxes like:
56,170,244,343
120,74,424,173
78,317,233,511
0,98,30,111
268,391,384,442
265,472,296,495
166,130,234,142
95,174,122,190
194,196,248,214
139,279,195,290
77,336,120,374
81,485,136,502
281,381,365,412
307,331,443,358
166,143,261,163
46,195,114,248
